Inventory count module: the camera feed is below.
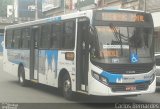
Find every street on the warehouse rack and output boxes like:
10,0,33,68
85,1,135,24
0,57,160,109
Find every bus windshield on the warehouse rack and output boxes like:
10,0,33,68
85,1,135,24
91,11,154,64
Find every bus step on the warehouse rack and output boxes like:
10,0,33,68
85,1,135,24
77,90,88,95
31,79,38,83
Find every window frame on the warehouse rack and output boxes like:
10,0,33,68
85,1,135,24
13,29,22,49
61,19,76,50
39,23,51,49
5,29,13,49
21,28,31,50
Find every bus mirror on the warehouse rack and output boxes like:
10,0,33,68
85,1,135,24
65,52,74,61
89,26,95,44
89,26,94,37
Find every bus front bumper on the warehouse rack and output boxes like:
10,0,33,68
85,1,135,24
88,75,156,96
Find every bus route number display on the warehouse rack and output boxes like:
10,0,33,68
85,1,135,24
100,12,145,22
100,50,119,58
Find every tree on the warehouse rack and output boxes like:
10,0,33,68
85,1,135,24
0,0,13,17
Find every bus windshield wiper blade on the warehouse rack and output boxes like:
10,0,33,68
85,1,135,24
130,29,138,53
109,24,121,43
109,23,123,55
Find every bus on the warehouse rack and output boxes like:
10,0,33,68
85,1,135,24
3,9,156,99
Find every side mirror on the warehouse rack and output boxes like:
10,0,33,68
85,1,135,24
88,25,99,56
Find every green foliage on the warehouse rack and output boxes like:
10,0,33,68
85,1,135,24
0,0,13,17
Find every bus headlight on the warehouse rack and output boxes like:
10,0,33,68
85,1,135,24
150,74,155,83
92,72,100,80
92,71,109,85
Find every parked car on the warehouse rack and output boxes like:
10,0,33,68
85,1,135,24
155,53,160,86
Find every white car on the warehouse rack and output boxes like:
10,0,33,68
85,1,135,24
155,53,160,85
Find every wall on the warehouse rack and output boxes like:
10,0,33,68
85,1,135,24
42,0,64,17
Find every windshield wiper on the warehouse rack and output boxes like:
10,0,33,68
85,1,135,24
130,29,139,54
109,23,126,55
89,25,100,57
109,24,121,44
109,23,128,42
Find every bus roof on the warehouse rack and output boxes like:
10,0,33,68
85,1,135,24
5,8,149,29
5,10,93,29
101,8,146,13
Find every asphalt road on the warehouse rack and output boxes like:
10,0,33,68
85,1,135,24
1,57,160,109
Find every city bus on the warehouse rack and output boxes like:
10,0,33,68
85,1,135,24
3,9,156,100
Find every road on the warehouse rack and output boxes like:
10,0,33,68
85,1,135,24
0,57,160,109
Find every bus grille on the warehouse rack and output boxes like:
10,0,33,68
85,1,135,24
110,83,149,92
94,63,154,74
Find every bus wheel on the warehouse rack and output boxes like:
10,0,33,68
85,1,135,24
63,74,73,100
18,66,27,86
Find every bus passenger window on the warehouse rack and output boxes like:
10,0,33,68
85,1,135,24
62,20,75,49
13,29,21,49
5,30,13,48
51,23,62,49
40,24,51,49
22,28,30,49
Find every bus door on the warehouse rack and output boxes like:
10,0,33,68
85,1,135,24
76,18,90,92
30,26,40,81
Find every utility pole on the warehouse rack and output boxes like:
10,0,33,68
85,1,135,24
64,0,66,14
35,0,38,20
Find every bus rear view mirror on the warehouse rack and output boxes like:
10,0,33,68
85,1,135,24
65,52,74,61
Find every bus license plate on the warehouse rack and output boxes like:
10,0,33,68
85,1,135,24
126,86,136,91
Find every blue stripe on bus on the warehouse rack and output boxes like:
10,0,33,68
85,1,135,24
45,50,58,65
102,8,119,11
100,71,150,84
47,16,61,22
9,60,27,68
9,60,20,65
100,71,123,83
135,80,149,83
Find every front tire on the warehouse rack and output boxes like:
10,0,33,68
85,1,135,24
18,66,27,86
63,74,74,100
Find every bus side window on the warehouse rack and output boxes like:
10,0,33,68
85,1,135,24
40,24,51,49
50,23,62,49
13,29,22,49
62,20,75,50
5,29,13,48
22,28,30,49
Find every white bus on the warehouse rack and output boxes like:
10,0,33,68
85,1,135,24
3,9,156,100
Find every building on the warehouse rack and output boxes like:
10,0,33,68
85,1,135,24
13,0,43,22
145,0,160,53
42,0,77,17
0,0,14,53
42,0,125,17
0,0,44,54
